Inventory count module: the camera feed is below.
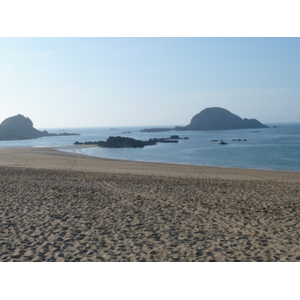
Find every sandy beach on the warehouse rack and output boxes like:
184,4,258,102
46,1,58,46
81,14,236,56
1,147,300,262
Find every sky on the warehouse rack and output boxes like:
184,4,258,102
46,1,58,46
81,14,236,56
1,37,300,128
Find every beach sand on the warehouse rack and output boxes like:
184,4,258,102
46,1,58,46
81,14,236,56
1,147,300,261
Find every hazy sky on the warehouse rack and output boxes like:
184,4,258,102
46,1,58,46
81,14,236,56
1,37,299,128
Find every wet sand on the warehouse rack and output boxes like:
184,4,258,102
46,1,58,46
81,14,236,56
1,147,300,261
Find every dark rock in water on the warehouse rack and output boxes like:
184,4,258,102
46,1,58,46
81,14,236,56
74,141,99,145
74,136,156,148
140,127,173,133
99,136,151,148
141,107,268,132
220,141,228,145
148,138,178,143
57,132,80,136
74,135,191,148
0,114,80,141
168,135,189,140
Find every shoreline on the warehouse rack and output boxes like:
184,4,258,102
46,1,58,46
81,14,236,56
0,146,300,182
57,144,300,174
1,147,300,261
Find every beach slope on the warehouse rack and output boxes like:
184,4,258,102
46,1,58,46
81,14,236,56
1,147,300,261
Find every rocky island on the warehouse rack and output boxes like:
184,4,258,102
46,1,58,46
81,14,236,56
141,107,268,132
74,135,188,148
0,114,80,141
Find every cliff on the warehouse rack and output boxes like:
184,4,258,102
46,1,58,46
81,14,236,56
0,114,79,141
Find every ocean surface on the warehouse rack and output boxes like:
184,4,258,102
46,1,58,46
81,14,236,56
0,123,299,172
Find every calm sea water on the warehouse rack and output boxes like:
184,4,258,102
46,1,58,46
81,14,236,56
0,123,299,172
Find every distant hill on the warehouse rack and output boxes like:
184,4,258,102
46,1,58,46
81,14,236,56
0,114,79,141
141,107,268,132
180,107,268,130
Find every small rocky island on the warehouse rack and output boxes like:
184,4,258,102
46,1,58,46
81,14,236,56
74,135,188,148
141,107,268,132
0,114,80,141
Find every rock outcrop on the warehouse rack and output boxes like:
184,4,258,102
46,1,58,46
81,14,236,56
0,114,79,141
74,136,188,148
140,127,174,133
141,107,268,132
180,107,268,130
75,136,155,148
99,136,154,148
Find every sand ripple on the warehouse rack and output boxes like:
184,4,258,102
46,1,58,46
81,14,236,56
1,166,300,262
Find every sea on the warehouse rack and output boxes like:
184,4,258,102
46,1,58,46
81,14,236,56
0,123,300,172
